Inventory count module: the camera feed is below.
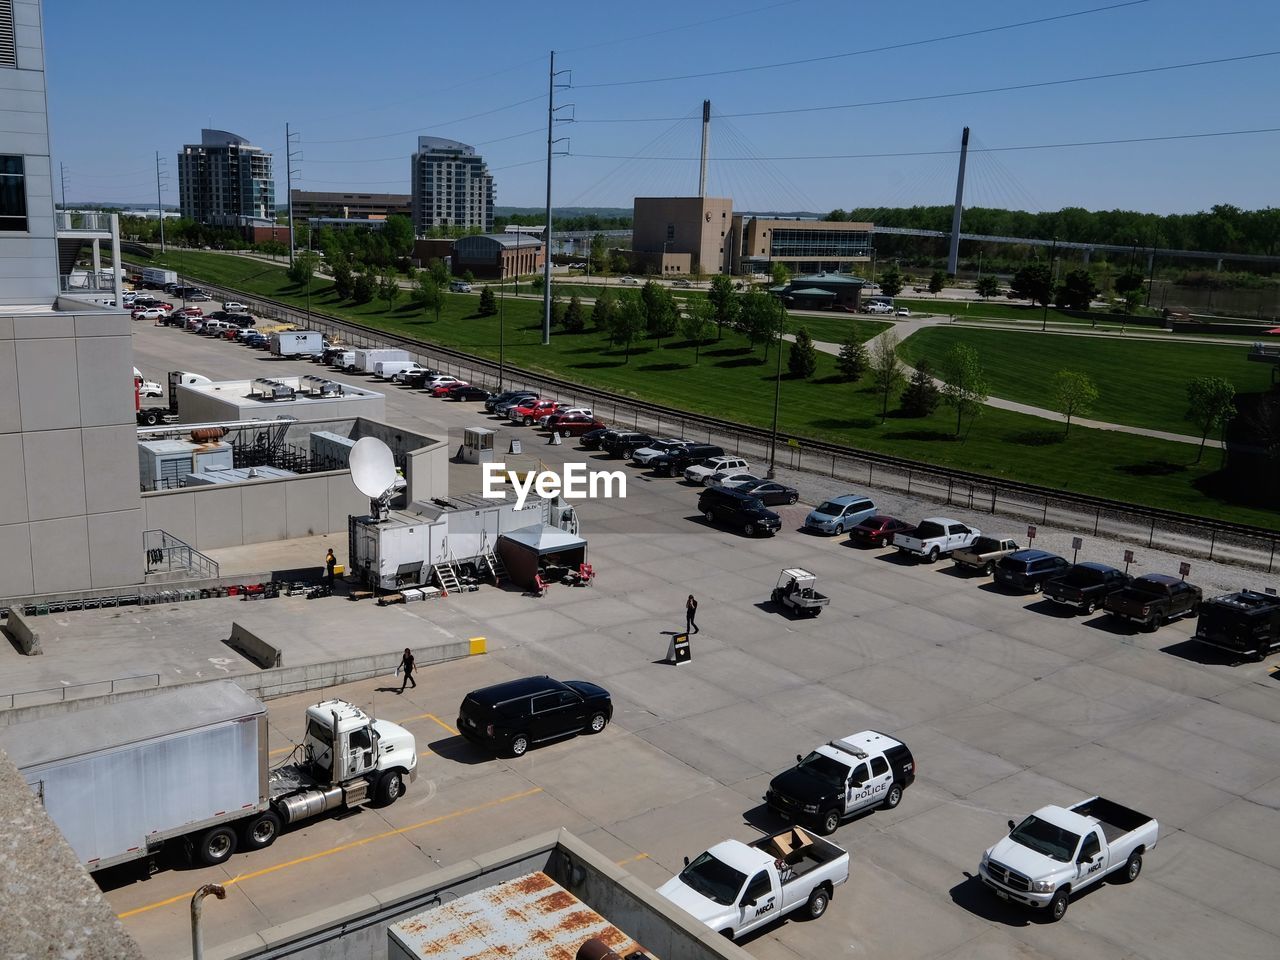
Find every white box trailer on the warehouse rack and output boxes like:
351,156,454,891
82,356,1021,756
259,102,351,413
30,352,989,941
272,330,326,358
141,267,178,288
353,348,411,373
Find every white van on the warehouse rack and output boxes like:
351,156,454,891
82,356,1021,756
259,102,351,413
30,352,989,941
449,281,473,293
373,359,420,380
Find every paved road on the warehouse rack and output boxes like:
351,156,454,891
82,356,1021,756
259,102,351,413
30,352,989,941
19,313,1278,960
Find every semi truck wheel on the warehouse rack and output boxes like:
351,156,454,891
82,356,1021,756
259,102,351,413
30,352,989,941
374,771,404,806
805,887,830,919
1048,888,1070,922
196,825,238,866
240,811,281,851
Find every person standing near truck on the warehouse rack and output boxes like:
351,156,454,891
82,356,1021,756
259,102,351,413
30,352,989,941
397,648,417,693
324,548,337,588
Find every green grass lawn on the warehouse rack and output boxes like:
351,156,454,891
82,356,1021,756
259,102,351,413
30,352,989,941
134,250,1279,527
897,326,1270,436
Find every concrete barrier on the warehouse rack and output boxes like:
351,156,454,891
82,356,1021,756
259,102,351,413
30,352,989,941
225,621,284,669
2,609,42,656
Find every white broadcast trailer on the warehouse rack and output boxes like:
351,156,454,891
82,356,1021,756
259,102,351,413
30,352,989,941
271,330,326,358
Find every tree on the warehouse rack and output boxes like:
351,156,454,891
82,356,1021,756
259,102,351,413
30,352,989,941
609,251,630,274
640,280,677,347
1114,269,1145,295
286,250,320,287
771,261,791,288
788,327,817,379
550,294,566,328
974,275,1001,300
563,295,585,333
1054,269,1099,311
530,275,545,293
377,269,400,310
928,270,946,296
477,285,497,316
352,269,375,304
870,333,905,422
827,208,848,222
427,258,450,290
590,234,607,271
382,215,415,261
1185,376,1236,463
878,264,904,298
899,360,941,418
1051,369,1098,436
411,270,444,321
940,344,988,436
462,269,475,284
591,288,618,337
679,299,714,364
331,257,354,300
1009,263,1053,306
737,290,786,358
609,296,645,362
836,332,868,381
708,274,739,339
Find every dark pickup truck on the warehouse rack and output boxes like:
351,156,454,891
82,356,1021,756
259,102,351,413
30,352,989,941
1193,590,1280,662
1043,562,1131,615
1104,574,1202,631
648,442,724,477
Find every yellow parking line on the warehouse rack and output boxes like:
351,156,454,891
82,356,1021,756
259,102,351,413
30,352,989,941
616,852,650,866
117,786,543,920
425,713,460,736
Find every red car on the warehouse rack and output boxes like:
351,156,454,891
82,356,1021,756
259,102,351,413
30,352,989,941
548,415,606,437
428,380,468,397
848,515,917,548
509,398,560,425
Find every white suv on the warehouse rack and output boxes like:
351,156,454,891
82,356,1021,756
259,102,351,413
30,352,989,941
223,301,248,312
684,455,749,484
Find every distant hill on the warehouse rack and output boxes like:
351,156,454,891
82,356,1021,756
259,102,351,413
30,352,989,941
496,206,631,219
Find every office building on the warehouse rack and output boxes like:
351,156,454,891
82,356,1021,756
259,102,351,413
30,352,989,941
451,233,544,280
1,0,144,600
730,215,874,275
631,196,734,275
177,129,275,226
410,137,494,235
290,190,411,221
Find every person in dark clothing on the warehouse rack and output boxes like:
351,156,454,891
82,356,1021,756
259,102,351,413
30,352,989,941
686,595,700,634
324,548,337,588
397,648,416,693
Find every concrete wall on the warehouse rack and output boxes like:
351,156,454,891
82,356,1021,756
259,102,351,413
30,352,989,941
142,470,366,550
351,417,449,503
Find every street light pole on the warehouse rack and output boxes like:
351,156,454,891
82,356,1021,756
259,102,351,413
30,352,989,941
1041,236,1057,332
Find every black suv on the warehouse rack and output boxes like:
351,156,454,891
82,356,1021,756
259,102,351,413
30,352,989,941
993,549,1071,594
579,427,618,451
697,486,781,537
1194,590,1280,662
484,390,535,414
457,676,612,758
649,442,724,477
601,431,655,459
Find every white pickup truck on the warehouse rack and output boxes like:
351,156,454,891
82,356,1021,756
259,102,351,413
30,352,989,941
978,796,1158,922
657,827,849,941
893,517,981,563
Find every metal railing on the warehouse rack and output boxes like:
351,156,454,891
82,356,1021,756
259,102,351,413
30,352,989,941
140,269,1280,573
143,529,220,580
0,673,161,710
55,210,115,233
59,272,118,292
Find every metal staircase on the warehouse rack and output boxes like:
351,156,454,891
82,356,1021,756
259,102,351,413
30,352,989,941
432,562,461,596
478,533,507,585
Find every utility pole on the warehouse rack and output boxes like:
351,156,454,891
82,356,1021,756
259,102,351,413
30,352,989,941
542,50,572,346
58,162,67,212
155,151,166,253
946,127,969,276
698,99,711,198
285,122,299,266
1041,236,1057,331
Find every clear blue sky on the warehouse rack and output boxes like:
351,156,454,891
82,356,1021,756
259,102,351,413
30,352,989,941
44,0,1280,215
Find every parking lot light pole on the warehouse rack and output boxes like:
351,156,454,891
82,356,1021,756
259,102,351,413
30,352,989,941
767,314,784,479
1041,236,1057,332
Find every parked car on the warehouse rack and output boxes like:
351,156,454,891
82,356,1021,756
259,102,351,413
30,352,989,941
449,281,473,293
619,276,639,284
684,455,749,484
578,427,617,451
951,536,1020,576
697,486,781,537
184,317,206,332
389,363,432,384
865,302,893,315
545,413,604,435
893,517,981,562
456,676,612,758
671,278,691,287
187,290,211,302
427,379,467,397
992,550,1071,594
1193,589,1280,662
510,398,560,425
423,375,465,395
848,515,916,548
896,307,911,317
241,332,268,349
647,443,724,477
539,406,591,428
735,478,799,506
979,797,1158,922
403,369,446,389
766,730,916,835
445,384,492,402
1043,562,1131,614
222,301,247,313
602,431,656,459
630,438,689,466
485,390,536,414
493,392,539,417
1104,574,1202,632
804,495,876,536
707,470,762,490
131,307,167,321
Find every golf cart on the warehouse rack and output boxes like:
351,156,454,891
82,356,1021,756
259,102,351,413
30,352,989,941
771,568,830,617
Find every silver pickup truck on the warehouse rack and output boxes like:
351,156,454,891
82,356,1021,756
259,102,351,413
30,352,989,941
951,536,1019,575
978,796,1158,921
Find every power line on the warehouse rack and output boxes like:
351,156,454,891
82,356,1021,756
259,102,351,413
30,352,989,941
577,50,1280,123
574,0,1148,88
560,0,803,55
571,125,1280,162
304,95,544,145
303,128,544,164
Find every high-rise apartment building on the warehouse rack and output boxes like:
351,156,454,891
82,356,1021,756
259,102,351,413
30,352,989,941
177,129,275,226
410,137,494,235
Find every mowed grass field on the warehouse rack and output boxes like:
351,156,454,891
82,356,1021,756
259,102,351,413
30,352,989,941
134,250,1279,526
897,326,1270,435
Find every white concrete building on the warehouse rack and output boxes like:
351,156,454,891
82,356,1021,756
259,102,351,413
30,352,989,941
410,137,494,235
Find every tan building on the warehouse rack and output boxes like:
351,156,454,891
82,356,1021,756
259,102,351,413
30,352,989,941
631,196,734,275
451,234,544,280
290,191,411,221
730,215,874,275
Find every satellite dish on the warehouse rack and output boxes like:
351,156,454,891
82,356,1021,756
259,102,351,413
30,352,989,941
350,437,397,499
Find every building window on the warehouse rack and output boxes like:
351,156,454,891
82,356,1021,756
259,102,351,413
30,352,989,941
0,155,27,231
666,224,675,241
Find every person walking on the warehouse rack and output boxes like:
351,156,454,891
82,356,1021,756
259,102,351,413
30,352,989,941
685,594,700,635
324,548,337,588
396,647,416,693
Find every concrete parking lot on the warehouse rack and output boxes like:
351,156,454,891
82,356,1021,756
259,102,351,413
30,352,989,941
16,312,1280,959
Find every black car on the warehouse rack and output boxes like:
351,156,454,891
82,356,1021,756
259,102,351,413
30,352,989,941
446,384,492,402
456,676,612,758
735,478,799,506
1043,562,1131,614
993,549,1071,594
697,486,781,537
601,431,655,459
648,442,724,477
484,390,535,414
403,368,445,389
579,427,618,451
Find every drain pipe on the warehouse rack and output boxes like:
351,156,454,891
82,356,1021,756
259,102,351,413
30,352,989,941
191,883,226,960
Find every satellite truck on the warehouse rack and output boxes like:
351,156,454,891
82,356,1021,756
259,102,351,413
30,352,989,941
0,680,418,873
